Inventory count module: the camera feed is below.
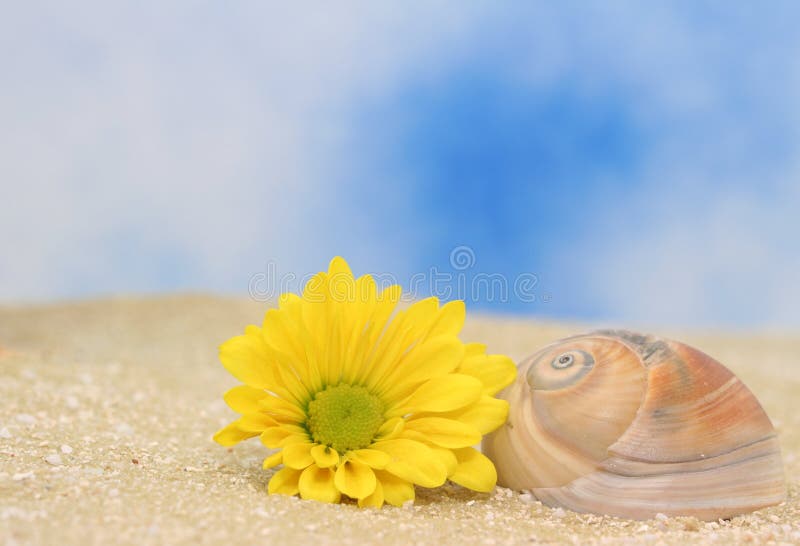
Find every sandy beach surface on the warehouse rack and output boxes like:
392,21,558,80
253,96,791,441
1,295,798,545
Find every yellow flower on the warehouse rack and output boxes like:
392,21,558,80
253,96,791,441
213,257,516,507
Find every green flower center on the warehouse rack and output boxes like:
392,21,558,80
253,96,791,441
307,384,385,453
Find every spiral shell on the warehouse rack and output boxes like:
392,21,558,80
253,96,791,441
483,330,786,521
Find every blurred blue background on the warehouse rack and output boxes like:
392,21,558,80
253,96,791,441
2,2,798,327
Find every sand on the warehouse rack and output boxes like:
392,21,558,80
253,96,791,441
1,295,798,545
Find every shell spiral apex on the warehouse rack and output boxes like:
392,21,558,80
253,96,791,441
483,330,786,521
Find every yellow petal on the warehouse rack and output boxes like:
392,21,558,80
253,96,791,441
238,412,278,432
427,300,465,338
327,257,356,304
291,314,324,393
375,417,404,440
298,464,341,503
339,281,376,383
223,385,267,414
397,297,440,336
268,467,302,496
263,451,282,469
403,417,480,448
327,256,354,280
275,292,321,387
374,470,415,507
363,298,440,386
273,356,312,405
334,459,377,499
213,422,258,447
310,445,339,468
362,326,411,390
387,373,483,416
258,395,306,423
260,425,307,449
372,438,447,488
300,285,329,382
282,442,314,469
302,271,329,301
278,430,311,448
262,308,307,374
340,321,374,385
259,426,288,449
376,336,465,401
349,448,391,469
437,395,509,435
354,272,377,306
362,284,402,353
463,342,486,358
324,261,357,384
428,444,458,475
458,353,517,396
357,479,384,508
449,448,497,493
395,430,458,475
278,291,304,317
349,284,402,387
321,305,345,385
219,327,273,389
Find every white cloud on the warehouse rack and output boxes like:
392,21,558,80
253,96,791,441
0,2,488,300
1,2,798,328
528,4,800,328
436,2,800,327
569,179,800,328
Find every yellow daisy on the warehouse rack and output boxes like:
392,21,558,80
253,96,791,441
214,257,516,507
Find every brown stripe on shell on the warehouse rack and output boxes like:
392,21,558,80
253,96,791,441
589,329,674,368
531,440,785,520
609,340,778,464
602,436,781,477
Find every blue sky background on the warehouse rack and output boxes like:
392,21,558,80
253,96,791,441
1,2,799,328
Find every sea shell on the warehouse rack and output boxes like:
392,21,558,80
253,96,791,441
483,330,786,521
